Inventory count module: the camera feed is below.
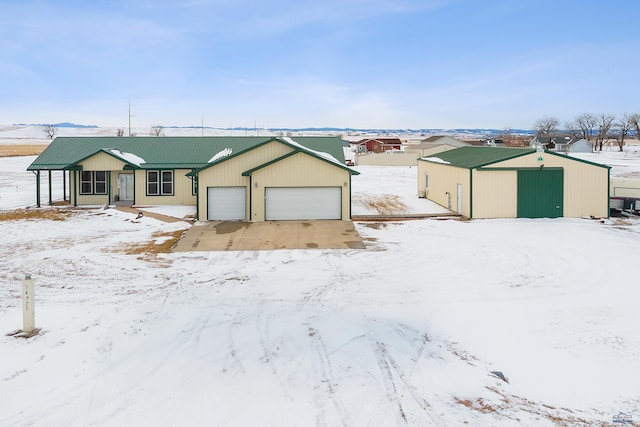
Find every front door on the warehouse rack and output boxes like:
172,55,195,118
118,174,134,201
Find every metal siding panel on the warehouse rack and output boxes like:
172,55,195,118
418,161,470,216
80,152,127,171
473,170,518,218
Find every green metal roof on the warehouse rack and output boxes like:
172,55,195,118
27,136,346,171
419,146,536,168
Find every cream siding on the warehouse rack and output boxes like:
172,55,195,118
249,152,351,221
405,144,461,158
134,169,196,206
417,161,470,216
355,152,419,166
75,194,110,205
79,152,127,171
196,141,296,220
472,170,518,218
490,152,609,218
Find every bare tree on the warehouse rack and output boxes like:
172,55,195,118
116,128,125,137
150,125,164,137
610,113,632,152
495,127,512,144
565,113,596,149
594,113,615,151
43,124,57,139
627,112,640,141
533,116,560,136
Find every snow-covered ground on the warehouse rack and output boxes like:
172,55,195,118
1,140,640,426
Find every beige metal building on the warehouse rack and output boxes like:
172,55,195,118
417,147,610,219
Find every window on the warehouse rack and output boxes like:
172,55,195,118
147,170,174,196
425,174,429,189
80,171,92,195
95,171,107,194
147,171,159,195
80,171,107,195
192,177,197,196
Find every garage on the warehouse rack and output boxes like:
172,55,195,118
517,169,564,218
265,187,342,220
417,146,610,219
207,187,246,220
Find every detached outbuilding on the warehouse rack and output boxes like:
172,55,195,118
417,147,610,219
27,136,358,221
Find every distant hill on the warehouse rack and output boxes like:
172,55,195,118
15,122,99,128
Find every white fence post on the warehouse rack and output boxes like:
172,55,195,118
22,274,35,333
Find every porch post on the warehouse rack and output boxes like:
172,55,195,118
107,172,112,205
48,170,52,205
72,170,77,207
63,170,67,201
36,171,41,208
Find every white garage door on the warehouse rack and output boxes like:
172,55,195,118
265,187,342,220
207,187,246,220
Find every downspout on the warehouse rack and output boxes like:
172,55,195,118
195,172,200,221
349,175,352,219
248,175,252,222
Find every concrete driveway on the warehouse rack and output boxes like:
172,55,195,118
172,220,365,252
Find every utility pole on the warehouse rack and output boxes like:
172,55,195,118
127,99,136,137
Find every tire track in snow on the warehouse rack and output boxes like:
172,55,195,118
369,336,409,424
224,315,247,374
308,326,351,427
1,309,205,427
368,326,443,426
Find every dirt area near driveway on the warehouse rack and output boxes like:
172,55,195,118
172,220,365,251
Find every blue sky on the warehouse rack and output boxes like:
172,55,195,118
1,0,639,129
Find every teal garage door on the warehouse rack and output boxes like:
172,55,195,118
517,169,564,218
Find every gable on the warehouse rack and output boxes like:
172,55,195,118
74,151,129,171
242,149,359,177
199,140,295,178
245,151,354,184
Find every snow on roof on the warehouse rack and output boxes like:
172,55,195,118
422,156,451,164
208,147,233,163
109,149,145,166
282,136,343,166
